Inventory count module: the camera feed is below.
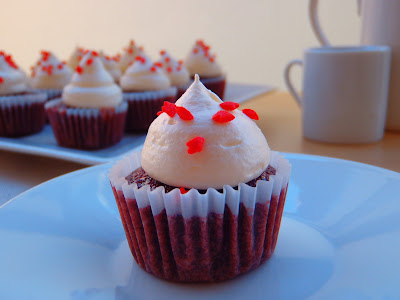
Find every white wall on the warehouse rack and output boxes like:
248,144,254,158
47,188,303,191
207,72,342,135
0,0,361,89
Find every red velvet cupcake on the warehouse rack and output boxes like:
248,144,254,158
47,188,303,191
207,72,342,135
0,51,47,137
109,75,291,283
46,50,127,149
120,54,177,133
183,40,226,99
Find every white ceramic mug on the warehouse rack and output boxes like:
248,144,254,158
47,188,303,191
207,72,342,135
309,0,400,131
284,46,391,144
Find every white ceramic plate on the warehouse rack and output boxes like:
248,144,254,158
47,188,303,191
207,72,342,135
0,83,274,165
2,153,399,300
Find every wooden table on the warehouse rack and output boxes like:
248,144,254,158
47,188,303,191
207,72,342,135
1,91,399,205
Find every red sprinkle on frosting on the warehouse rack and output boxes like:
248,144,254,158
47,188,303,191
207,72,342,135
154,62,163,68
193,48,199,54
76,65,83,74
128,48,134,55
165,57,170,63
58,64,64,70
176,106,194,121
86,58,93,66
212,111,235,123
160,50,166,56
91,51,98,57
150,66,157,72
178,60,183,65
135,55,146,64
166,66,172,73
177,66,182,71
242,109,259,120
220,101,239,111
161,101,176,117
180,187,188,194
186,137,205,154
0,77,3,84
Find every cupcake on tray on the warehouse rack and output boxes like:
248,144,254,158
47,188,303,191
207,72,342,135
183,39,226,99
117,39,145,74
157,50,190,98
30,50,73,101
46,51,127,149
67,46,85,71
99,51,121,83
120,54,177,132
0,51,47,137
109,75,291,283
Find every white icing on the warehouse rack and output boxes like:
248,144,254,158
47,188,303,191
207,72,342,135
30,51,73,90
67,46,85,71
183,40,223,77
120,55,170,91
99,51,121,82
158,51,190,86
117,40,145,74
0,53,27,95
62,52,123,108
141,75,270,189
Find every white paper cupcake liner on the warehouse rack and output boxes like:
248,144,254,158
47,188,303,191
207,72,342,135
0,92,47,109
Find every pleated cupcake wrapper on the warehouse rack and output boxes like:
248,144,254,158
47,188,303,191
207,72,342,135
29,88,62,101
0,93,47,137
123,87,177,133
45,99,128,149
109,151,291,282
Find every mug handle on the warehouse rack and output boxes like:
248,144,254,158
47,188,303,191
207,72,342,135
309,0,331,46
284,59,303,107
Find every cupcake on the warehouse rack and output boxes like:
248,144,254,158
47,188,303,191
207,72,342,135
157,50,190,98
30,50,73,101
67,46,85,71
120,54,177,132
0,51,47,137
99,51,121,83
46,51,127,149
109,75,291,282
183,40,226,99
117,40,145,74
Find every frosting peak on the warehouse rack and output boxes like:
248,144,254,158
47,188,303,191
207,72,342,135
117,39,145,73
99,51,121,82
62,51,122,108
157,50,190,87
141,75,270,189
67,46,85,70
183,40,223,78
120,55,170,91
30,51,73,90
0,51,27,95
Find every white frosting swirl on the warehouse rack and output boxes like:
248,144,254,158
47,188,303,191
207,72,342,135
158,51,190,86
0,52,27,95
62,52,122,108
30,51,73,90
117,40,145,73
99,51,121,82
141,74,270,189
67,47,85,70
120,55,170,91
183,40,223,78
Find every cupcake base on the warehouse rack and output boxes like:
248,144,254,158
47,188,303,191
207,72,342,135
0,92,47,137
46,99,127,150
109,151,290,283
123,87,177,133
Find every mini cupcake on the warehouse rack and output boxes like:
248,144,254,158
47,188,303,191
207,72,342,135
0,51,47,137
46,51,127,149
30,50,73,101
183,39,226,99
67,46,85,71
109,75,291,282
99,51,121,83
120,54,177,132
117,40,145,74
157,50,190,98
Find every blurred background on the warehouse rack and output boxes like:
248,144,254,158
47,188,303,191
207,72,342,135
1,0,360,89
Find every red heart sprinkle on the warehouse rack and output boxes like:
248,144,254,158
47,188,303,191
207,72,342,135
209,57,214,62
177,66,182,71
150,66,157,72
165,57,170,63
180,187,188,194
178,60,183,65
167,66,172,73
161,101,176,117
92,51,98,57
160,50,166,56
76,66,83,74
212,111,235,123
154,62,163,67
186,137,205,154
128,48,134,54
86,58,93,66
58,64,63,70
176,106,194,121
242,109,259,120
0,77,3,83
193,48,199,54
220,102,239,111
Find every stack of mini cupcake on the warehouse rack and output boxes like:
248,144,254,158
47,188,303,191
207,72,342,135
0,39,227,150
